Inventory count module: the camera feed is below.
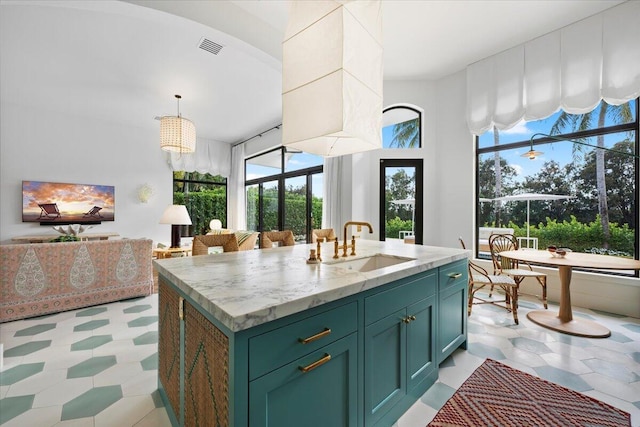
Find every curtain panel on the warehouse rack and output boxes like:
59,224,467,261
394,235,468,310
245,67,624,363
467,1,640,135
322,154,352,233
228,143,246,231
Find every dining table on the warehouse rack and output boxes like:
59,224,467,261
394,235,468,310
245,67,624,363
499,249,640,338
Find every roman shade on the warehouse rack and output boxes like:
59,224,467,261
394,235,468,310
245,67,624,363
467,1,640,135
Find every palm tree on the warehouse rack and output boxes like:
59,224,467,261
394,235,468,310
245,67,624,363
550,101,633,247
391,118,420,147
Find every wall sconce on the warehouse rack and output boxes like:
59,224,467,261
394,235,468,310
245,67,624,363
522,133,639,160
159,205,192,248
137,184,154,203
160,94,196,153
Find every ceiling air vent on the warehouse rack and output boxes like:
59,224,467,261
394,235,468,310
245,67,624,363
199,37,223,55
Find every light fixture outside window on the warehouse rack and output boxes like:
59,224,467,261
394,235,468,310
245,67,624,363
282,0,383,157
160,94,196,153
522,133,639,160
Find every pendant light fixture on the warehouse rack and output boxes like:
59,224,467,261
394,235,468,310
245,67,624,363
160,94,196,153
282,0,383,157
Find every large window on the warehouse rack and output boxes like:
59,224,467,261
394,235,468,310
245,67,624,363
246,147,323,243
476,99,639,272
173,172,227,237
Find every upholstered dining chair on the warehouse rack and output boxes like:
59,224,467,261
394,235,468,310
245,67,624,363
192,234,239,255
459,237,519,324
260,230,295,249
488,233,548,309
311,228,337,243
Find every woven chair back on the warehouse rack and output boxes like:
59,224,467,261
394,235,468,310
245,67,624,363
311,228,337,243
489,233,519,271
260,230,295,248
192,234,239,256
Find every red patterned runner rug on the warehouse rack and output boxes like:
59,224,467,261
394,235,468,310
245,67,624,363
428,358,630,427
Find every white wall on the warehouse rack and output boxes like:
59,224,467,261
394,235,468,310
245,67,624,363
353,77,473,248
1,101,174,245
350,80,436,241
433,71,475,248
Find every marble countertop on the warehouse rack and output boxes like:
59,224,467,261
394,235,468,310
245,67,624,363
153,240,468,332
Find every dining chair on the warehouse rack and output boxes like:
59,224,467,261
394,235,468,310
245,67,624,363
460,237,519,324
260,230,295,248
192,234,239,255
311,228,337,243
235,231,260,251
488,233,548,309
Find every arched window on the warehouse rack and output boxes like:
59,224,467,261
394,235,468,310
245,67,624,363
382,105,422,148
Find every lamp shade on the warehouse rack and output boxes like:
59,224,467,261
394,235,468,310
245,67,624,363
282,0,383,157
159,205,192,225
160,116,196,153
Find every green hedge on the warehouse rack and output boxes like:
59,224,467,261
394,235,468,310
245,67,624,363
180,190,323,240
174,190,226,236
385,217,414,239
487,215,633,256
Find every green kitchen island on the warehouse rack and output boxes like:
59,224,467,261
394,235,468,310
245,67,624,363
154,239,468,427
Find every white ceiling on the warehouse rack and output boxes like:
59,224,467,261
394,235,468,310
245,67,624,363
0,0,626,144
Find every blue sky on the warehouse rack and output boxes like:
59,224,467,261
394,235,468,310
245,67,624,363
478,101,637,182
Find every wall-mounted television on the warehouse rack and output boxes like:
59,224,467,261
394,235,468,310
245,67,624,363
22,181,115,225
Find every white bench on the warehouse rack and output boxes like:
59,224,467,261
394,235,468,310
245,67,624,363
478,227,514,252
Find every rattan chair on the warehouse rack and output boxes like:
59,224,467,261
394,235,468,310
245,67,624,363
460,237,519,324
311,228,337,243
260,230,295,249
488,233,548,309
192,234,239,255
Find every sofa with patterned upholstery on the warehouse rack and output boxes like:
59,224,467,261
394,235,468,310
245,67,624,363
0,238,153,322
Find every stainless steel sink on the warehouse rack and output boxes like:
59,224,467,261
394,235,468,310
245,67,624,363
324,254,415,272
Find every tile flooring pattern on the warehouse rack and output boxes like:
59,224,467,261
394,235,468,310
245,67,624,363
0,293,639,426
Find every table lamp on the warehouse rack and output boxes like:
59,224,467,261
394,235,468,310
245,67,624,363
159,205,192,248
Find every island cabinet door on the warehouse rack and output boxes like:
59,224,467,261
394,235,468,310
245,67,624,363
437,260,469,364
158,281,182,424
364,308,407,426
249,333,358,427
183,300,230,427
406,294,436,392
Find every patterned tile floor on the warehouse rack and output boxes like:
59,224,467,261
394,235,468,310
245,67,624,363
1,293,638,426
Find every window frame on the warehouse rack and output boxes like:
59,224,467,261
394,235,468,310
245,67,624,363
475,98,640,276
245,147,323,243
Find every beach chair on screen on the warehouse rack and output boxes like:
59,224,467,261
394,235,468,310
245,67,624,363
83,206,103,218
38,203,61,219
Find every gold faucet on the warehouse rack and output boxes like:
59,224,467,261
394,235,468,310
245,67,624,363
341,221,374,257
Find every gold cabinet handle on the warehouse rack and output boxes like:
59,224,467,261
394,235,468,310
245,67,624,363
448,272,462,279
179,297,184,320
299,328,331,344
299,353,332,373
409,315,416,321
